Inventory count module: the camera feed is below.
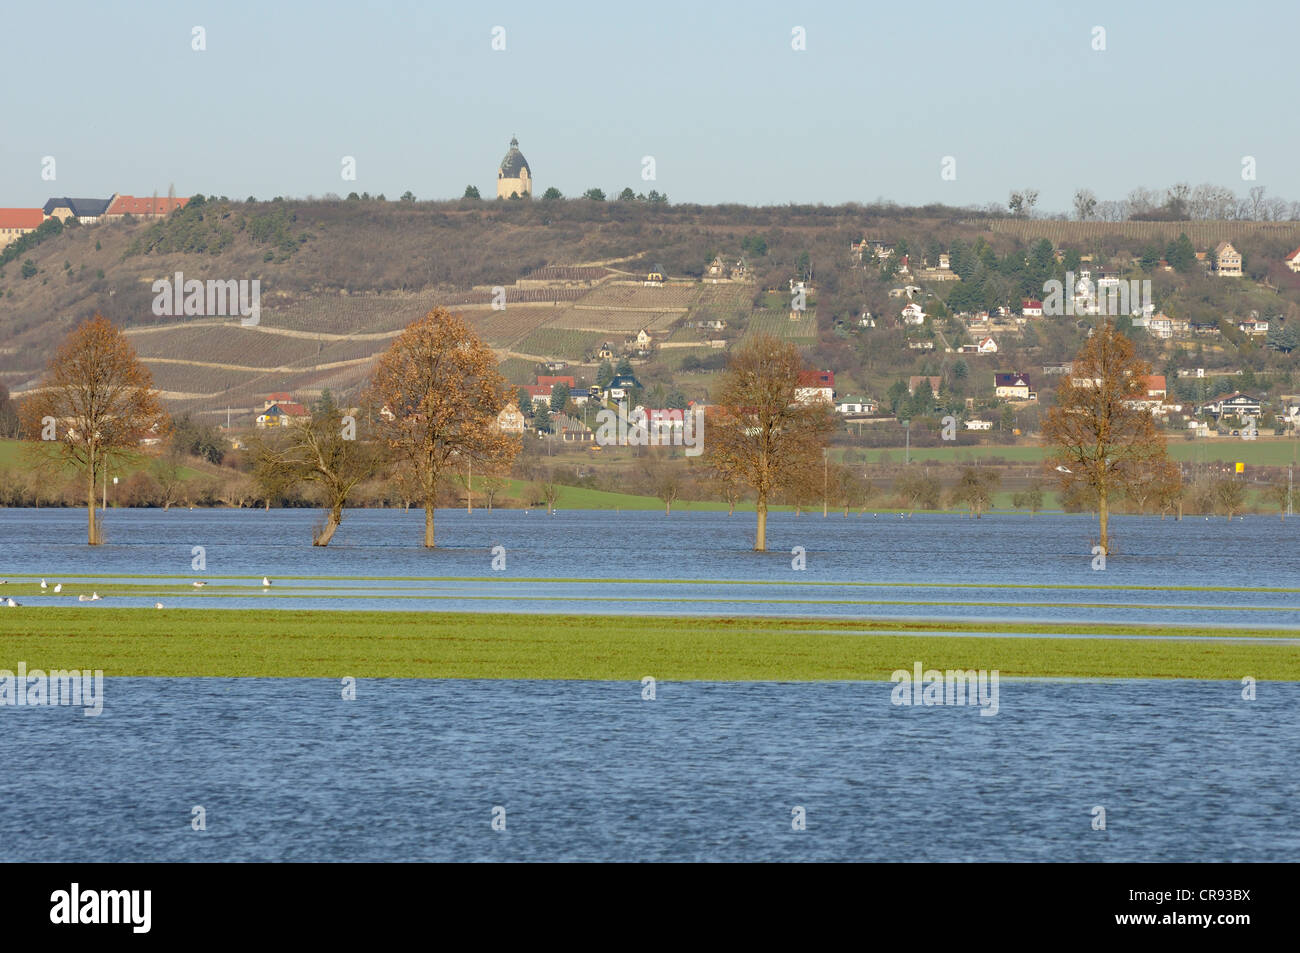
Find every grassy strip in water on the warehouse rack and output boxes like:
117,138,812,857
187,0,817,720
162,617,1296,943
0,609,1295,680
2,574,1297,594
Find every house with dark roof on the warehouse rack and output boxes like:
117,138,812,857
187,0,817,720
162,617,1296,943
496,136,532,199
994,373,1035,401
43,196,114,224
1196,392,1262,420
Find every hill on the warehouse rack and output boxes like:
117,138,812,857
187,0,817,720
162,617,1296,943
3,197,1300,424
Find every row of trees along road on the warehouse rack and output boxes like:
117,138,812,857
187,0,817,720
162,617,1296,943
21,309,519,547
20,314,1173,557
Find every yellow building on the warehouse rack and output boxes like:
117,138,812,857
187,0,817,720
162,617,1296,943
0,208,44,249
496,136,532,199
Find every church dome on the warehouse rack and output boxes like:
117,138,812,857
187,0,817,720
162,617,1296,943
499,136,530,178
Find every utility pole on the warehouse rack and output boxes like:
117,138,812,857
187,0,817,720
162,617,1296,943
903,419,911,465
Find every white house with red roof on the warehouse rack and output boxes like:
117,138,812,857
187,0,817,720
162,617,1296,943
1285,247,1300,273
795,370,834,404
1021,299,1043,317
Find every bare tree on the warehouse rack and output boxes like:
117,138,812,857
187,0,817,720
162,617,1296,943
1073,188,1097,221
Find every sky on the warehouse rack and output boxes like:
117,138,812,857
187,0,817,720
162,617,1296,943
2,0,1297,212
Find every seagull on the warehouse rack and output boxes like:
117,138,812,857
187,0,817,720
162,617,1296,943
1055,465,1072,473
193,581,206,588
5,598,19,607
78,594,92,602
40,579,48,590
154,602,164,609
262,577,272,587
90,592,102,601
53,583,62,593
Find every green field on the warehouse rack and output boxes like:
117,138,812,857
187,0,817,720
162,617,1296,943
0,608,1294,680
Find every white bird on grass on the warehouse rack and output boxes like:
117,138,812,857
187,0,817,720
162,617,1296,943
154,602,164,609
5,598,19,607
262,577,272,587
78,594,92,602
193,581,206,588
40,579,48,590
90,592,102,601
53,583,62,593
1055,465,1072,474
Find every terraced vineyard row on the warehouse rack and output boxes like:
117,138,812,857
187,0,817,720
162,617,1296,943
745,310,817,341
464,307,563,347
579,283,698,309
548,307,678,334
514,328,609,360
268,294,432,335
132,325,321,367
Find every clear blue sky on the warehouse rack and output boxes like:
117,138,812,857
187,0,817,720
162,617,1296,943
3,0,1296,211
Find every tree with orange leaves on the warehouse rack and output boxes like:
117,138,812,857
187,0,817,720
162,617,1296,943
365,308,519,547
20,314,169,544
706,334,836,551
1043,320,1170,555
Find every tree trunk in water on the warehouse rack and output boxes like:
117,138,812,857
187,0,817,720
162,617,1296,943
664,501,671,515
1097,487,1109,555
755,496,768,552
424,502,436,548
728,499,735,515
264,499,271,512
314,506,342,546
87,473,99,545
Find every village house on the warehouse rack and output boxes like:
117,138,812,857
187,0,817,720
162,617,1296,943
597,342,616,360
994,373,1035,401
1213,241,1243,277
634,328,653,349
835,396,877,415
958,336,997,355
0,208,44,249
255,393,310,428
901,302,925,325
1237,318,1269,336
606,374,641,401
496,401,527,434
795,369,835,405
964,419,993,431
1196,392,1262,421
521,384,553,407
1021,299,1043,317
1285,247,1300,273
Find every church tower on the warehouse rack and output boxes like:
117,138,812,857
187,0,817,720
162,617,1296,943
496,136,532,199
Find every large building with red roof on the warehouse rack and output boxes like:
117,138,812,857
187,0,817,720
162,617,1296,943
103,194,189,221
0,208,45,249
